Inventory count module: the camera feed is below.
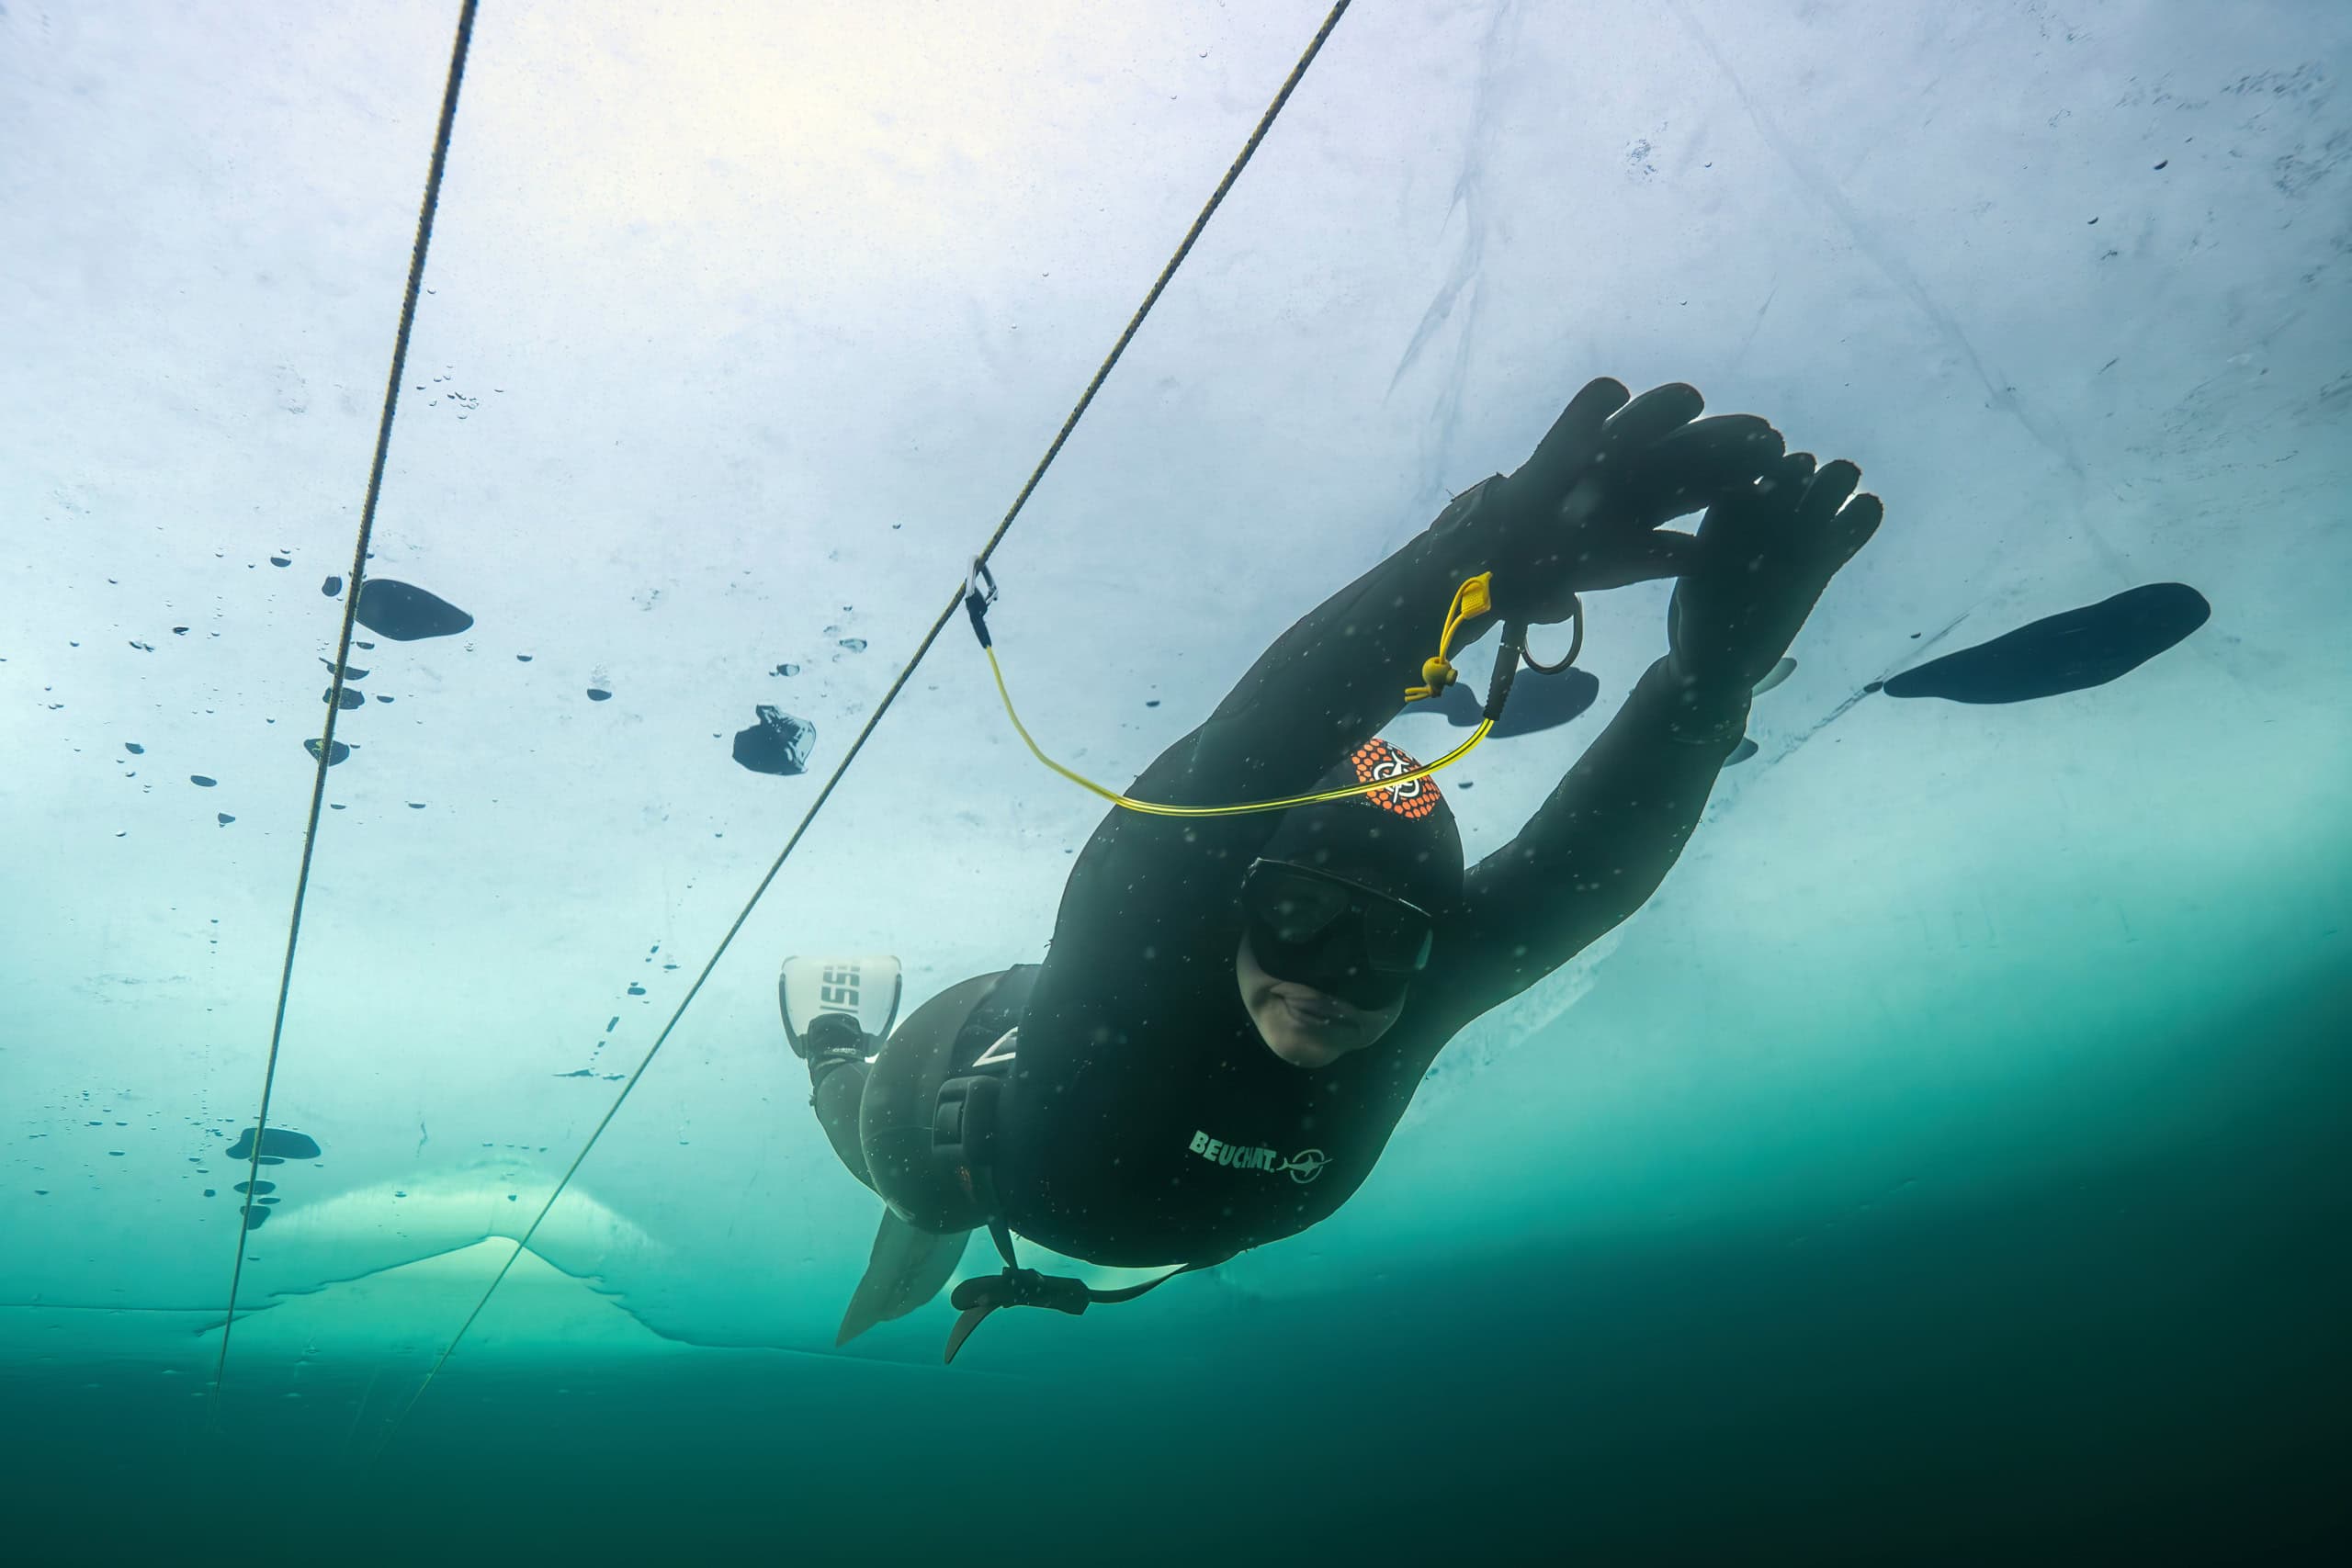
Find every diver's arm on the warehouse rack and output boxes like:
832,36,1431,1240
1438,654,1748,1009
1430,450,1883,1018
1182,486,1508,801
1182,380,1781,802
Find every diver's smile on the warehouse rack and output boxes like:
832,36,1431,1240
1238,932,1405,1067
1279,990,1352,1031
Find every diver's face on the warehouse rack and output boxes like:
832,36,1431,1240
1236,933,1405,1069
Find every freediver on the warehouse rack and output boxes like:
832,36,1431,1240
779,377,1883,1357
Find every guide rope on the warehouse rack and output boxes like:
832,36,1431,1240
209,0,481,1416
368,0,1356,1459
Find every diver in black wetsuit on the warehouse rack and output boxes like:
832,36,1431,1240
789,377,1883,1351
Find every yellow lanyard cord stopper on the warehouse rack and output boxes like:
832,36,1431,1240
1403,572,1493,701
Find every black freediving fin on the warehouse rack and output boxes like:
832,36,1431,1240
835,1206,973,1347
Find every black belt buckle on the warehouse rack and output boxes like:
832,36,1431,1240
932,1072,1002,1161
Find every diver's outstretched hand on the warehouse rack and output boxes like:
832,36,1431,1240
1667,452,1883,698
1482,378,1784,623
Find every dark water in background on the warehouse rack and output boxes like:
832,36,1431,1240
8,976,2346,1566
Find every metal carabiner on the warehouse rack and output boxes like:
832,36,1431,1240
963,557,1001,648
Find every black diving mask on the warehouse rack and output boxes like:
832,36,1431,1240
1240,858,1434,1011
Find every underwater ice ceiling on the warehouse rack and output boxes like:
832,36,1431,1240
2,0,2346,1356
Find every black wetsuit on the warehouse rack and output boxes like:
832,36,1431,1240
969,476,1756,1268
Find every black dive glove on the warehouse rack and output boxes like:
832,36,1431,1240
1474,378,1786,624
1668,452,1884,701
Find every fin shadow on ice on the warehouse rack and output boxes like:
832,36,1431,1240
1875,584,2209,705
1433,667,1600,737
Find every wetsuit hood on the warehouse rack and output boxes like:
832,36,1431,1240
1260,738,1464,912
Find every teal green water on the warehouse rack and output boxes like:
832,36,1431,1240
8,972,2343,1564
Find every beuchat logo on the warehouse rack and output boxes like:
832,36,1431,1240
1189,1131,1329,1185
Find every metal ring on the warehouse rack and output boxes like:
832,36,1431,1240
1521,595,1583,674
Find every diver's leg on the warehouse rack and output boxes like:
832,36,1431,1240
781,954,904,1191
830,972,1011,1345
858,971,1005,1235
808,1027,876,1191
785,960,1002,1224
